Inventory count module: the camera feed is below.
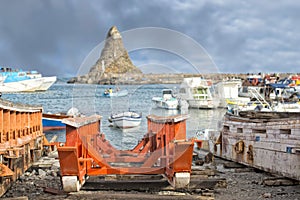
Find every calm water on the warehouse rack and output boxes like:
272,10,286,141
2,82,226,149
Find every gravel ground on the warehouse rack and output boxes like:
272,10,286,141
2,153,300,200
214,159,300,200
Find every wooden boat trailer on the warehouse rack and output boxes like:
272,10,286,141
58,114,194,192
0,99,45,197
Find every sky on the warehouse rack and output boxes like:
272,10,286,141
0,0,300,77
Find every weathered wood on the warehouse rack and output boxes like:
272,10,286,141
217,112,300,181
263,177,300,186
191,169,216,176
0,197,28,200
44,187,68,195
82,177,227,191
223,162,245,169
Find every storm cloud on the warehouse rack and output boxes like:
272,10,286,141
0,0,299,77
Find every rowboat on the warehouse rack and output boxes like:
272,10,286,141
108,111,142,129
42,108,81,131
42,113,69,131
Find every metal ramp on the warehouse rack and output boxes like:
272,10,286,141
57,114,194,192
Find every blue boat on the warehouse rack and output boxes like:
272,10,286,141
42,113,69,131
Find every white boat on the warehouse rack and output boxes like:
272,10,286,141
0,67,56,92
215,78,250,108
0,78,44,92
178,77,217,109
152,89,179,110
108,111,142,128
25,70,57,91
228,87,300,114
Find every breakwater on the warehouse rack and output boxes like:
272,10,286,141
67,73,297,85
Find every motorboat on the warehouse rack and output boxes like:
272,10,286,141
152,89,179,110
103,88,128,97
108,111,142,129
178,77,217,109
0,67,57,92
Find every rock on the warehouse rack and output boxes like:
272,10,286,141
31,169,37,176
69,26,142,84
51,171,58,177
263,193,272,198
194,159,205,166
38,169,46,177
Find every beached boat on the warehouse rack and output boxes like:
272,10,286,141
211,111,300,181
108,111,142,128
178,77,217,109
0,67,57,92
42,108,81,131
152,89,179,110
103,88,128,97
42,113,69,131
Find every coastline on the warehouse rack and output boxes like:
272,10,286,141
67,73,299,85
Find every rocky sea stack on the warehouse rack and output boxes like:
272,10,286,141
68,26,142,84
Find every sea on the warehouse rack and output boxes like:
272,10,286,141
2,82,226,150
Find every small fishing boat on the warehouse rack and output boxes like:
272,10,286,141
152,89,179,110
108,111,142,129
103,88,128,97
42,108,81,131
42,113,69,131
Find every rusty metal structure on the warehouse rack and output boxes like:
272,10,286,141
58,114,194,192
0,99,44,196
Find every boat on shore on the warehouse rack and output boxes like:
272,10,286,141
108,110,142,129
210,111,300,181
42,108,81,131
42,113,70,131
0,67,57,93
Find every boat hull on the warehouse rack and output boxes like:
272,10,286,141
0,78,43,92
112,117,142,128
109,111,142,128
152,97,178,110
214,112,300,181
36,76,57,91
188,99,215,109
42,113,69,131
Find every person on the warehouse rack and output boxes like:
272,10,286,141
0,92,2,98
109,88,113,93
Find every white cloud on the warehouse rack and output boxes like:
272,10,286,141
1,0,300,76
